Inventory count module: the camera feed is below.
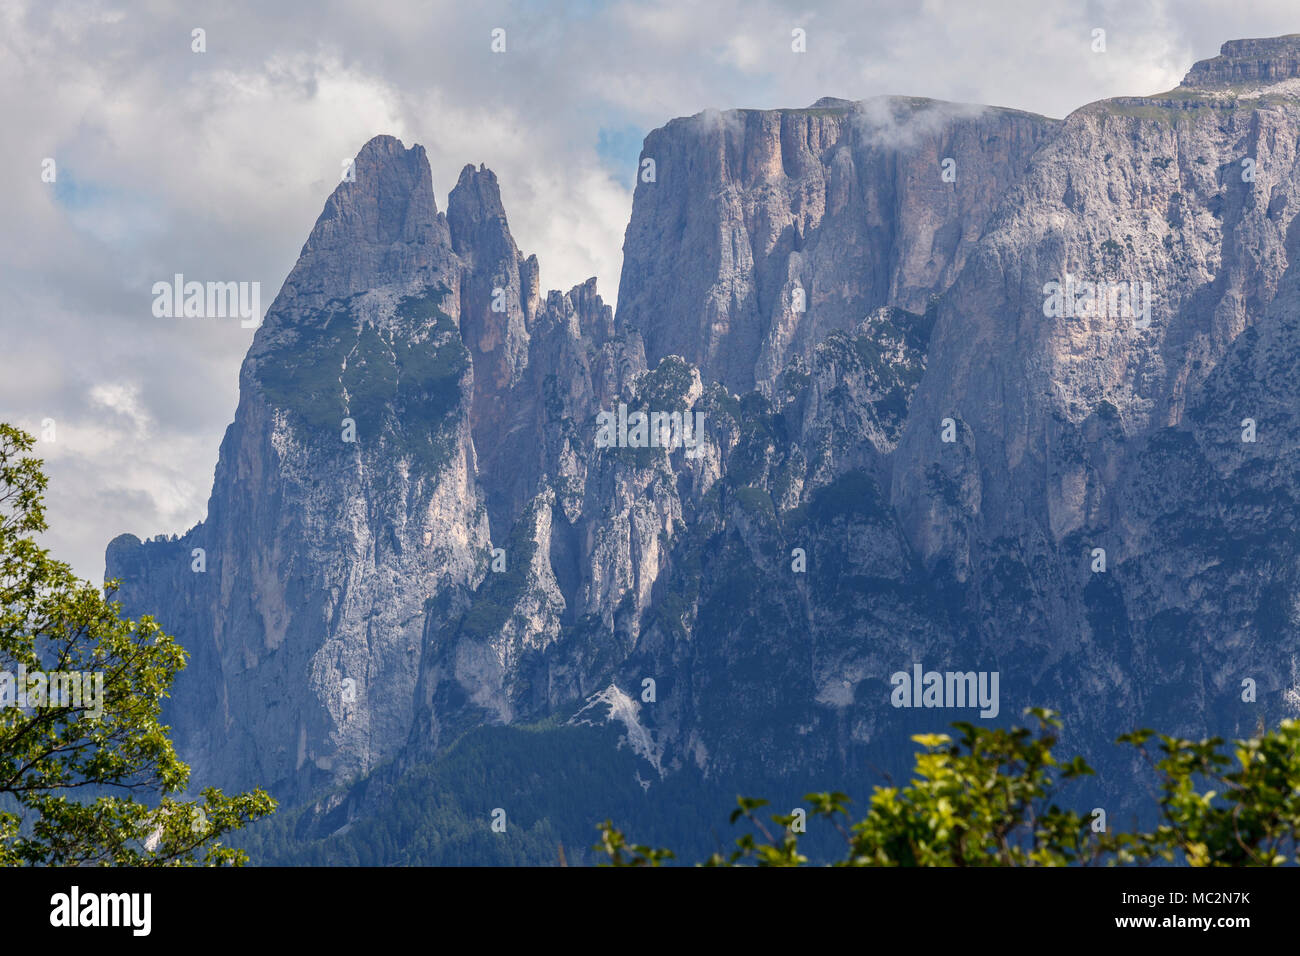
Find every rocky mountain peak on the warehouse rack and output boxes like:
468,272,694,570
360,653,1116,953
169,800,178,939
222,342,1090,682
1180,34,1300,89
272,134,449,315
447,163,515,261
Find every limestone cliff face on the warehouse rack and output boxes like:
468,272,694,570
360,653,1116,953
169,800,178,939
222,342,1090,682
616,98,1057,394
887,45,1300,728
1181,36,1300,89
894,70,1300,562
874,41,1300,761
108,37,1300,813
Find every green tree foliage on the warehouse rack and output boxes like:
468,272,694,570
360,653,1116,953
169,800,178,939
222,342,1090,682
0,424,275,865
1112,723,1300,866
597,708,1300,867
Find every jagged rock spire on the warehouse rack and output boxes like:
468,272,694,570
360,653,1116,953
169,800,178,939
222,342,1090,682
273,135,450,314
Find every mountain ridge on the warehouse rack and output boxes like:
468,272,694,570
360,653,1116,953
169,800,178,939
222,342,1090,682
107,36,1300,839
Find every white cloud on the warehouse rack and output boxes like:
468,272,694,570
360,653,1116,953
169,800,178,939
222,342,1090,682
89,382,150,438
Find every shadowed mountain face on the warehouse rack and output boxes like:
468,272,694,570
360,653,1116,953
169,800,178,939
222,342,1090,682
109,38,1300,834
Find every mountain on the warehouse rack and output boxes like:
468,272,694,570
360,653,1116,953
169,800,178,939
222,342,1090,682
107,36,1300,858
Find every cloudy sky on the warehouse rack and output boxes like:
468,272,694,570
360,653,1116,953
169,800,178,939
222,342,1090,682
2,0,1298,581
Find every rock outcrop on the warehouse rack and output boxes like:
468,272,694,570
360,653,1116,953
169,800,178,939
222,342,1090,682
1181,35,1300,89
